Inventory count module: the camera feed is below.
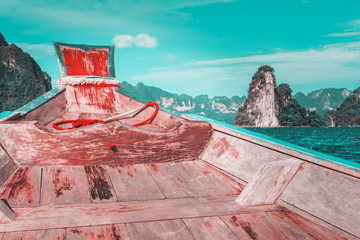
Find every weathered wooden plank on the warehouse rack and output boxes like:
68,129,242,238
0,160,17,190
0,167,41,207
183,216,239,240
84,166,117,203
0,146,17,189
201,131,289,182
0,195,282,232
280,162,360,238
0,146,10,170
126,219,193,240
41,166,91,206
2,229,65,240
181,160,244,197
0,199,15,223
236,159,303,206
222,210,349,240
0,119,212,166
106,164,164,201
145,162,198,198
66,224,130,240
23,90,66,126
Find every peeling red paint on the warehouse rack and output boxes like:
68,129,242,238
212,138,230,158
0,168,37,207
52,168,75,197
60,46,109,77
148,164,159,172
72,85,116,111
85,166,114,201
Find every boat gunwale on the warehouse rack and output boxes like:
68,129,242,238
184,114,360,178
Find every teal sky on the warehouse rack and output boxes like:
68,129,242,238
1,0,360,97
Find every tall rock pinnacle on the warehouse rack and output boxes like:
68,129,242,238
235,65,279,127
235,65,325,127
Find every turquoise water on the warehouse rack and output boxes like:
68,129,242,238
246,127,360,164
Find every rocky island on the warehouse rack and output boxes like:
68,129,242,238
325,87,360,126
0,33,51,112
234,65,325,127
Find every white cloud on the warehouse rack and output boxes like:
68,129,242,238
112,35,134,48
164,54,177,62
131,41,360,97
134,34,158,48
326,32,360,37
112,34,158,49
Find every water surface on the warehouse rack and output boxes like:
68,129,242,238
246,126,360,164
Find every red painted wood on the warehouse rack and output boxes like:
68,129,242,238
183,217,239,240
40,166,91,205
236,159,303,207
0,120,212,166
0,160,17,190
145,162,199,198
222,210,348,240
0,167,41,207
85,166,117,203
66,85,119,113
106,164,164,201
2,229,65,240
0,195,282,232
126,219,193,240
60,46,109,77
66,224,130,240
146,160,244,198
181,160,244,197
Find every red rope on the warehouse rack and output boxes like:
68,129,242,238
133,101,159,126
52,119,105,130
52,101,159,130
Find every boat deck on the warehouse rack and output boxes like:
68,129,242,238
0,160,348,239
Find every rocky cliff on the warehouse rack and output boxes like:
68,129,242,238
0,33,52,112
294,88,351,116
234,65,325,127
120,81,246,124
324,87,360,126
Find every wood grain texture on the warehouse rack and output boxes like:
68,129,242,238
201,131,289,182
0,146,10,170
183,217,239,240
0,195,282,232
85,166,117,203
279,162,360,238
0,160,17,190
126,219,193,240
66,224,130,240
41,166,91,206
106,164,164,202
145,162,199,198
23,90,66,126
2,229,65,240
146,161,244,199
181,160,244,197
0,199,15,223
236,159,303,206
222,210,349,240
0,119,212,166
66,85,121,114
0,167,41,207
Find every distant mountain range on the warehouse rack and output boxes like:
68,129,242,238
294,88,352,116
120,80,353,125
120,81,246,124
